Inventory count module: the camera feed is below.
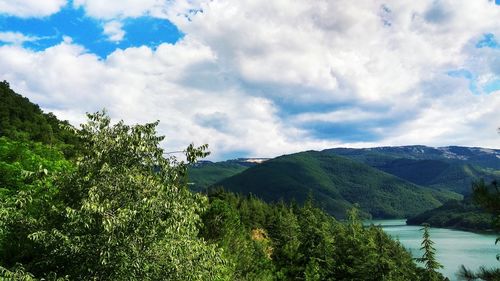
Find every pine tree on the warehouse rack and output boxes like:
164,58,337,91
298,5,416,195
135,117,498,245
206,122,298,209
416,223,443,281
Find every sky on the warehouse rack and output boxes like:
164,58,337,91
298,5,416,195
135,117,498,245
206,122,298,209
0,0,499,160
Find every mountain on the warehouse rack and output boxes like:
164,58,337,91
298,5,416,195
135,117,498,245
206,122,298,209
326,146,500,169
325,146,500,194
214,150,460,219
406,197,493,232
188,158,268,191
0,81,79,155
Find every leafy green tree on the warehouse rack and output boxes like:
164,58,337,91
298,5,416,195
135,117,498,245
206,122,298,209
1,112,230,280
0,137,72,270
458,180,500,280
304,259,320,281
416,224,443,281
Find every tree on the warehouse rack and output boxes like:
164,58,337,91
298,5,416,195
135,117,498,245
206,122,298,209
0,137,72,271
1,112,230,280
458,180,500,280
416,224,443,281
457,127,500,280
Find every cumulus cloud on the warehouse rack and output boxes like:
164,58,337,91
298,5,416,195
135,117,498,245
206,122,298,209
103,21,125,42
0,0,499,159
0,38,341,159
171,0,500,147
0,0,66,18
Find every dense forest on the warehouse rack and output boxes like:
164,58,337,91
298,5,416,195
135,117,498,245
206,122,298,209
188,161,248,192
201,190,437,280
0,81,80,157
213,151,459,219
0,82,498,280
326,147,500,195
406,197,493,232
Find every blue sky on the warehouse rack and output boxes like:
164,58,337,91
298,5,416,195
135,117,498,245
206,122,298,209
0,6,183,57
0,0,499,160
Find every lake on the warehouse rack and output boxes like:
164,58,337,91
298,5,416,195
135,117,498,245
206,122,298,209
367,219,499,281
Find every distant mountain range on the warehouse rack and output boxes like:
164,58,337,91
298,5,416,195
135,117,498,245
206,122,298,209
189,145,499,219
325,146,500,194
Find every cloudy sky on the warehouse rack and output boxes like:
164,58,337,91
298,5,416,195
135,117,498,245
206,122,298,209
0,0,499,160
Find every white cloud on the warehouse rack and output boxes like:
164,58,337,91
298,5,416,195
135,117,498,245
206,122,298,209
103,21,125,42
0,32,40,45
0,38,343,159
72,0,204,20
0,0,66,18
72,0,164,19
1,0,499,159
173,0,500,104
170,0,500,148
382,91,500,149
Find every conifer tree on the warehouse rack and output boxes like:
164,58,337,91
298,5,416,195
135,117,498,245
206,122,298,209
416,223,443,281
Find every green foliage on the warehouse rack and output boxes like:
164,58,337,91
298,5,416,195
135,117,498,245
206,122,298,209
304,259,320,281
0,112,230,280
458,180,500,280
406,197,493,232
458,265,500,281
0,81,80,157
326,146,500,195
0,137,72,266
215,151,459,219
200,192,275,280
415,224,443,281
472,180,500,263
0,137,71,194
472,180,500,220
188,161,248,192
201,190,429,281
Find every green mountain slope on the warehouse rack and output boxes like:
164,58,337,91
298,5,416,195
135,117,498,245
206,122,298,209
189,161,248,191
373,159,498,194
214,151,460,219
0,81,79,155
325,146,500,195
406,198,493,232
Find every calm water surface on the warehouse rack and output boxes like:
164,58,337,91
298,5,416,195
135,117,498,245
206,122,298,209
367,219,498,281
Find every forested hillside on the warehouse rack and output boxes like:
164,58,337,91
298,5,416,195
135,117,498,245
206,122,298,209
188,161,249,191
200,190,437,280
214,151,460,219
0,81,80,156
326,146,500,195
406,197,493,232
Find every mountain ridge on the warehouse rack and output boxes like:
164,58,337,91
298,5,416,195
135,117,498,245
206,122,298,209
211,150,460,219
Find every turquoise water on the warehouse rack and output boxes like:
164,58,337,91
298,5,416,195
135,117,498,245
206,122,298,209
367,219,499,281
